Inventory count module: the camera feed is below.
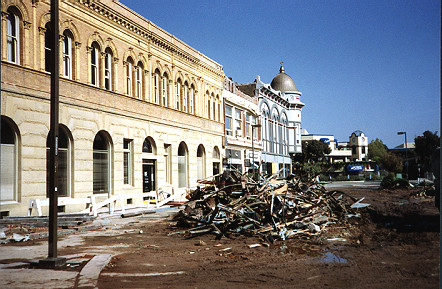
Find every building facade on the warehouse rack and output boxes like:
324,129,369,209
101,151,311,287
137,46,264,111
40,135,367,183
301,130,369,162
1,0,224,216
237,65,304,176
222,76,261,174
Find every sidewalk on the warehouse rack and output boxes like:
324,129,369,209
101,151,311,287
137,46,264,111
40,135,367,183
0,206,181,289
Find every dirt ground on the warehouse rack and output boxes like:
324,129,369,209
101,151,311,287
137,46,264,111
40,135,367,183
21,186,440,288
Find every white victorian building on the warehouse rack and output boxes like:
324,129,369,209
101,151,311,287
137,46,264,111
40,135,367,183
237,65,304,176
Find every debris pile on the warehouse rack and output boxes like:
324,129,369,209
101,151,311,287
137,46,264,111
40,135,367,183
0,213,96,243
173,170,367,241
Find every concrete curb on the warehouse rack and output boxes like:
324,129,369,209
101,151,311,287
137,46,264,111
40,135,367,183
77,253,113,288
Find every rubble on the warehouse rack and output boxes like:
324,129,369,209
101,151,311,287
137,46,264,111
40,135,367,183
173,170,367,241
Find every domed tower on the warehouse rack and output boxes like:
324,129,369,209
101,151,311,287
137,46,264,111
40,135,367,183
270,65,299,93
236,64,305,177
269,64,304,155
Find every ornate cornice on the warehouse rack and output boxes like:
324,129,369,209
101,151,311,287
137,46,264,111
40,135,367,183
77,0,223,77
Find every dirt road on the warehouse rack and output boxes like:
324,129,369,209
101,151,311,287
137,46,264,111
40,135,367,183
55,187,439,288
2,186,432,288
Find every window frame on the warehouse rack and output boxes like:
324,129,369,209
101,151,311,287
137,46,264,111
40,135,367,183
176,81,181,110
126,59,133,96
91,43,99,86
235,108,242,137
123,139,133,186
104,49,112,90
62,31,73,79
6,9,20,64
136,64,143,99
189,86,194,114
225,105,233,136
162,75,168,106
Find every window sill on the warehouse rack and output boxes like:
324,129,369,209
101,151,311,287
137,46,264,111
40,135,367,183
0,201,19,206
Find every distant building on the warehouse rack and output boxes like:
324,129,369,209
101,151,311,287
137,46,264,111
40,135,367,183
301,134,352,162
389,142,419,179
222,77,261,173
237,65,304,176
302,130,369,162
348,130,369,161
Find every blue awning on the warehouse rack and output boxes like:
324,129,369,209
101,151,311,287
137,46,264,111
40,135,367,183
346,164,364,171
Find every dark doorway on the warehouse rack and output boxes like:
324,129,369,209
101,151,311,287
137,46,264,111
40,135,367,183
143,159,156,192
213,162,220,175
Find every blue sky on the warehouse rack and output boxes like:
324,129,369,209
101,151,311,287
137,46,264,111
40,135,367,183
120,0,440,148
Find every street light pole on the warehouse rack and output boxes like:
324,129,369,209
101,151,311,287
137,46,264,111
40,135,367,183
252,124,261,180
39,0,66,268
397,131,408,180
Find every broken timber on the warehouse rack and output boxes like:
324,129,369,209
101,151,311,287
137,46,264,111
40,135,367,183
172,170,367,241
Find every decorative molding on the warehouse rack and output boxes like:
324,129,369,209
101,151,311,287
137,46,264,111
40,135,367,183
77,0,223,77
23,20,31,30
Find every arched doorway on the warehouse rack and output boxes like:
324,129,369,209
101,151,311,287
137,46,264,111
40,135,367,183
212,146,221,175
142,137,157,192
47,125,72,197
93,131,112,194
1,116,20,202
197,144,206,180
178,142,188,188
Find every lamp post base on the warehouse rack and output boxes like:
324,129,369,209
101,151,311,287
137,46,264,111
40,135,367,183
38,257,66,269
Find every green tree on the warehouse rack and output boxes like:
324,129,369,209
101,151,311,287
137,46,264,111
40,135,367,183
302,140,332,163
380,152,403,173
367,138,388,163
415,130,440,171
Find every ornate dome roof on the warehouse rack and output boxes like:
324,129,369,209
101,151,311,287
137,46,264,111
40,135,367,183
270,65,298,92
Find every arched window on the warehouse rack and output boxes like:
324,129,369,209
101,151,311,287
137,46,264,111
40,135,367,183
197,144,206,180
47,126,71,197
207,95,211,119
272,111,279,154
212,146,221,175
126,57,134,96
281,114,288,155
91,42,100,86
44,22,53,73
162,73,168,107
154,70,160,104
176,79,182,110
136,61,143,99
189,85,195,114
183,82,188,112
93,131,111,194
211,93,216,121
62,30,73,79
178,142,188,188
142,138,153,153
205,91,209,118
1,116,19,202
104,48,113,90
261,107,270,152
216,95,220,121
6,7,20,64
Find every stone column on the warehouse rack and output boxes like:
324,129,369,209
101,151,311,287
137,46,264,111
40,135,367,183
74,42,81,81
1,12,7,61
32,2,38,69
113,57,119,92
86,46,92,84
23,21,31,67
59,34,64,76
143,69,149,101
38,26,46,71
100,51,105,89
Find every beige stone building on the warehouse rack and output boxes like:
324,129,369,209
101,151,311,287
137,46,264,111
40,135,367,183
1,0,224,216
